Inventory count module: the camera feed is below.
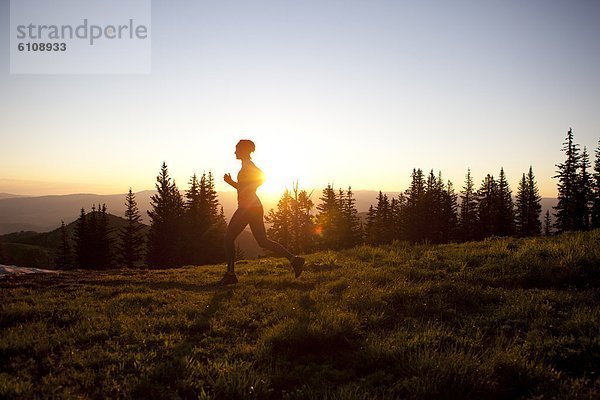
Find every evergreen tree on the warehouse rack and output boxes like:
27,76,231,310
266,183,315,254
289,183,315,253
315,184,342,249
459,169,478,241
74,208,88,268
267,189,293,249
440,179,459,242
202,171,227,263
118,189,145,268
525,166,542,236
404,169,426,242
592,139,600,229
365,204,377,244
365,191,394,245
390,194,406,241
575,147,592,230
475,174,498,239
423,170,442,243
146,162,185,268
183,173,205,265
515,173,529,236
543,210,552,236
339,187,362,248
96,203,113,269
55,220,72,269
496,168,514,236
554,128,581,232
73,205,113,269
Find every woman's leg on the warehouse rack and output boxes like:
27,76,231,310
224,208,250,273
248,207,295,260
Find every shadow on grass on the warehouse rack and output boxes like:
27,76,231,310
132,289,234,398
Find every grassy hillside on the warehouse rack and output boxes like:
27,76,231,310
1,231,599,399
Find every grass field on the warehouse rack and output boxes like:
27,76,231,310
1,231,600,399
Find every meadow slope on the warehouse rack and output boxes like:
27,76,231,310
1,231,600,399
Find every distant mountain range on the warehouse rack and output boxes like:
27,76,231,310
0,190,558,235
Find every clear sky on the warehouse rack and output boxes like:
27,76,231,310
1,0,599,198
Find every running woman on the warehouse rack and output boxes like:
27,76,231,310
220,139,305,285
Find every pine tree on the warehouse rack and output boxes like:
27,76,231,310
183,173,205,265
554,128,581,232
315,184,342,249
266,183,315,253
390,194,406,241
96,203,113,269
496,168,514,236
515,173,529,236
459,169,478,241
543,210,552,236
423,170,441,243
74,208,88,268
440,179,458,242
146,162,185,268
365,205,377,244
55,220,72,269
592,139,600,229
367,191,394,245
118,189,145,268
404,169,426,242
515,166,542,237
202,171,227,263
576,147,592,230
339,187,362,248
266,189,293,249
525,166,542,236
475,174,498,239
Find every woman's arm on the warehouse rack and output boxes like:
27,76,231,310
224,173,238,189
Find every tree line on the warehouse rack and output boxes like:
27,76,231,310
266,128,600,250
55,128,600,268
55,162,226,269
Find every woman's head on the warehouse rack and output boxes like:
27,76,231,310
235,139,255,159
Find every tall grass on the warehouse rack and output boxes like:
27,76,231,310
1,230,599,399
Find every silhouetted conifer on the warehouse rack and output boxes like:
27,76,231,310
365,191,394,245
592,139,600,229
576,147,592,230
475,174,498,239
315,184,342,249
515,167,542,237
267,183,315,254
339,187,362,248
96,204,113,269
459,169,478,241
74,208,88,268
554,128,581,232
55,220,72,269
183,173,205,264
146,162,185,268
118,189,145,268
496,168,515,236
543,210,552,236
204,172,227,263
440,179,459,242
404,169,426,242
73,205,113,269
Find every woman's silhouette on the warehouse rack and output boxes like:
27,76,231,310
220,139,305,285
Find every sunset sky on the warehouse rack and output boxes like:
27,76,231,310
1,0,599,199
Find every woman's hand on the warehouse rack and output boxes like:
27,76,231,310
224,173,237,188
